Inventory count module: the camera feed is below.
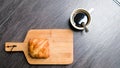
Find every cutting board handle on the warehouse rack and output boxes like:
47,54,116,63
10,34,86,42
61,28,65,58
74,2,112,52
5,42,27,52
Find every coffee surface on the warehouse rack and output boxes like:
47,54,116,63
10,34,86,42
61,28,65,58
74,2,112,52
74,12,88,27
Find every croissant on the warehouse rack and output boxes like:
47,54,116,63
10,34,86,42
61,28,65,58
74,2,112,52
28,38,49,59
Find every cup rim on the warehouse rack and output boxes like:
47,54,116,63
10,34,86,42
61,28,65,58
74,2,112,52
70,8,91,30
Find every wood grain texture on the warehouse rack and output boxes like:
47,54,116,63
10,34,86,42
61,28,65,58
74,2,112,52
5,29,73,65
0,0,120,68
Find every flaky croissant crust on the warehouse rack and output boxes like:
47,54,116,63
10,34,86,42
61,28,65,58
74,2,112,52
28,38,49,59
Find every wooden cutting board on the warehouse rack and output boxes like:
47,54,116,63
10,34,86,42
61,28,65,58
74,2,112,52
5,29,73,65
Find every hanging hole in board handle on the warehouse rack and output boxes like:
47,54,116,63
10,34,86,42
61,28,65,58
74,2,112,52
5,42,26,52
6,45,17,52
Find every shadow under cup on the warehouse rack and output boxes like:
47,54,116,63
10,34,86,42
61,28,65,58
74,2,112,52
70,8,91,30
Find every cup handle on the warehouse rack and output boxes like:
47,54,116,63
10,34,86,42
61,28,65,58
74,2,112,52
88,8,94,14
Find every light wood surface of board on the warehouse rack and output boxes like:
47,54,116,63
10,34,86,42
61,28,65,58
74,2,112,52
5,29,73,65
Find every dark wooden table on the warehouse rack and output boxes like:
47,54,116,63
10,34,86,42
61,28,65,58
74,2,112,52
0,0,120,68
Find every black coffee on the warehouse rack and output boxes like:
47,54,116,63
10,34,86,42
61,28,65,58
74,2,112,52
74,12,88,27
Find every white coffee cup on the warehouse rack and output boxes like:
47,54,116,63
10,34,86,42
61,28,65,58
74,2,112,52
70,8,94,30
